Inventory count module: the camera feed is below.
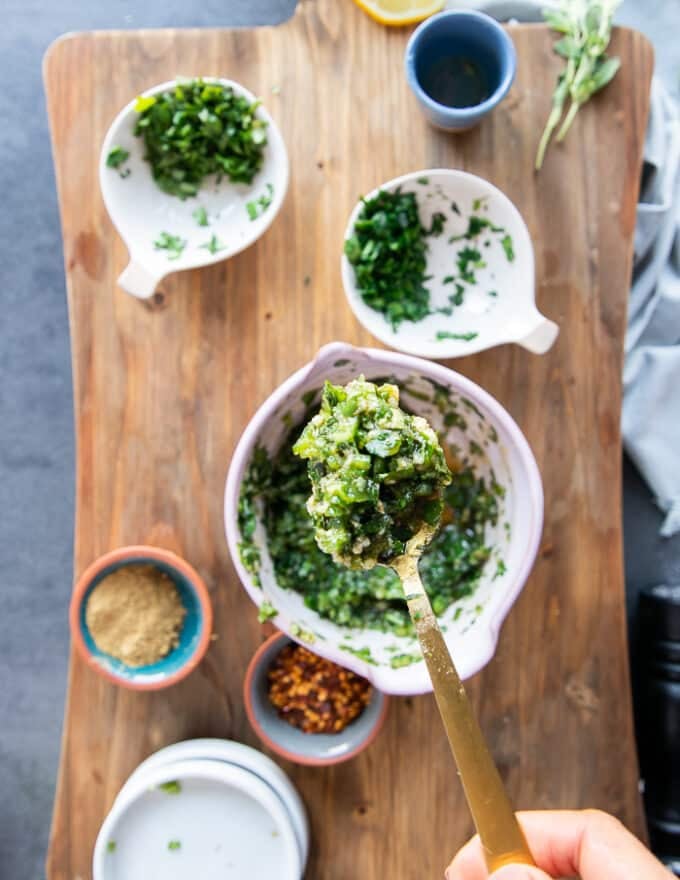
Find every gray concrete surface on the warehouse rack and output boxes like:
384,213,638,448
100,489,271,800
0,2,678,877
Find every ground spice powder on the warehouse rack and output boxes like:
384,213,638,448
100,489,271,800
268,644,372,734
85,564,186,667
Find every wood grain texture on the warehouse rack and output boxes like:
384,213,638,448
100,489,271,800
43,5,653,878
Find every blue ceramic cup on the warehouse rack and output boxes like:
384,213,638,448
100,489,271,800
405,10,517,131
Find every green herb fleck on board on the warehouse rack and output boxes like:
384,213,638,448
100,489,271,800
106,146,129,169
159,780,182,795
246,183,274,221
107,841,116,854
436,331,478,342
200,234,226,255
501,234,515,262
168,840,181,851
494,560,507,580
390,652,423,669
153,231,186,260
453,606,463,622
192,205,209,227
472,196,488,211
257,599,278,623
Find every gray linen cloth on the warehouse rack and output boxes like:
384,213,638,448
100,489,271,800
623,78,680,537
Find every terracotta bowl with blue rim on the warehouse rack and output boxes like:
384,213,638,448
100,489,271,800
244,632,389,766
69,545,213,690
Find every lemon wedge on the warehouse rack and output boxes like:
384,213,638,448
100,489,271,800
352,0,445,26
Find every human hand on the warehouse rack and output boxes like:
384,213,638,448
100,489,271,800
445,810,673,880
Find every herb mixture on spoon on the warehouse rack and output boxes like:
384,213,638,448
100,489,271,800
293,377,452,569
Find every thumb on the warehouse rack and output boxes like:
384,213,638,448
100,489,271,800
490,866,552,880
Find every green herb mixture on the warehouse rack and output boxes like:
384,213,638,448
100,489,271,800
293,378,451,569
133,79,268,198
238,386,501,636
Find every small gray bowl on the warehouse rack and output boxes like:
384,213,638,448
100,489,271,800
244,633,389,766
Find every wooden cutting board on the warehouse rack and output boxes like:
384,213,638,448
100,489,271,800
44,5,653,878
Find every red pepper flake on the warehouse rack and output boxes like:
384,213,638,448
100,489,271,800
267,644,372,734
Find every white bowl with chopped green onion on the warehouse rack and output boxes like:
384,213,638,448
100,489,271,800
341,169,558,358
100,77,288,299
225,341,544,696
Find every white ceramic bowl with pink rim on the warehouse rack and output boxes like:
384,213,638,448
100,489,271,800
224,341,543,696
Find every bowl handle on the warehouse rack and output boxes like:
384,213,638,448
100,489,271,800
516,315,559,354
118,261,163,299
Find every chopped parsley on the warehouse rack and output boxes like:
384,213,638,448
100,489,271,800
257,599,278,623
168,840,181,851
456,247,485,284
389,652,423,669
435,331,479,342
290,622,316,643
200,234,226,255
238,386,502,636
153,232,186,260
159,780,182,795
427,212,447,237
501,234,515,262
246,183,274,220
237,446,269,585
192,206,209,227
106,146,129,169
472,196,489,211
342,645,378,665
107,841,116,854
344,189,431,330
133,79,267,198
417,177,429,185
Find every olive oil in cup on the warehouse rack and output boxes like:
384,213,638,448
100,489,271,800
405,10,517,131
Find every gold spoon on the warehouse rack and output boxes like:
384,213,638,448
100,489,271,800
390,524,535,873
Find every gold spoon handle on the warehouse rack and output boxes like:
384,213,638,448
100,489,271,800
401,562,535,873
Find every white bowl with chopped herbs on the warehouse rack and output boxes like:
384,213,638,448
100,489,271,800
341,169,558,358
100,77,288,299
224,342,544,696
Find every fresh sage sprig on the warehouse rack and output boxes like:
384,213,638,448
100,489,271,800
535,0,621,170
